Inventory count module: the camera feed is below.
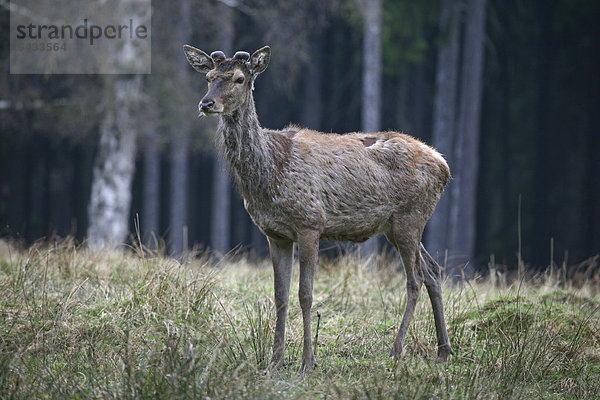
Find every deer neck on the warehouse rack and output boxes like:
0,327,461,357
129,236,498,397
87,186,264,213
217,95,276,199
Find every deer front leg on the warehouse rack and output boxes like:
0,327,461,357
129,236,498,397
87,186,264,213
297,229,319,374
268,237,294,370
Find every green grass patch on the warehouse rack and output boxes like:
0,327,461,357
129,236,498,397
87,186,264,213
0,240,599,399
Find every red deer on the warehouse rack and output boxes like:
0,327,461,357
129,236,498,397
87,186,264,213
183,45,454,373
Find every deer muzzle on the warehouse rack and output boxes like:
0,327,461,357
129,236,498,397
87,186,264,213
199,98,215,113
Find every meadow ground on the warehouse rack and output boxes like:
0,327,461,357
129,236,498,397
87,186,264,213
1,239,599,399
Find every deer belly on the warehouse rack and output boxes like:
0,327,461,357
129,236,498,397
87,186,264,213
321,210,391,243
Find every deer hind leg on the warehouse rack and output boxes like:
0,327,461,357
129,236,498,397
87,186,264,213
268,237,294,369
388,231,423,358
297,229,319,374
420,242,454,363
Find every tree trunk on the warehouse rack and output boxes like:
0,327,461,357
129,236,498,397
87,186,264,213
169,0,192,256
8,152,26,236
211,157,231,257
532,0,557,265
142,119,161,248
447,0,487,277
210,2,234,258
395,72,410,131
586,91,600,258
86,0,148,250
169,134,188,255
425,0,461,262
358,0,382,257
87,76,142,250
360,0,382,138
301,27,324,131
28,133,47,241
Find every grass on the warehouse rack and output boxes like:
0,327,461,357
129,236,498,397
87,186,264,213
0,239,599,399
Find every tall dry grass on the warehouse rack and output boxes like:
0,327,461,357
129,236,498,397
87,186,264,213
0,238,599,399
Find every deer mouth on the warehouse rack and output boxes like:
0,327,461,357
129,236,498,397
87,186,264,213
200,108,222,115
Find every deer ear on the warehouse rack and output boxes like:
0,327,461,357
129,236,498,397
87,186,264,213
249,46,270,75
183,45,214,73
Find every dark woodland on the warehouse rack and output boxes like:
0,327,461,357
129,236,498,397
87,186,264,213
1,0,599,275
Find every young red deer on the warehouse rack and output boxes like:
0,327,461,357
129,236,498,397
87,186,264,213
183,45,454,372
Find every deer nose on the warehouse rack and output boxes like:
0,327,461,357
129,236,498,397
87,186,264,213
200,99,215,112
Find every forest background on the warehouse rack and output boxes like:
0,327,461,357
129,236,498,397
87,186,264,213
1,0,599,276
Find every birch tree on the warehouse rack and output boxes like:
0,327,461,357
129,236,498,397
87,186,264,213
87,76,142,249
87,0,150,249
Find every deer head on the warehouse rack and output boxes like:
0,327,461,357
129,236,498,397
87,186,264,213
183,45,271,115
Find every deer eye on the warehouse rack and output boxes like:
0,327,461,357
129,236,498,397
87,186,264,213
235,76,244,84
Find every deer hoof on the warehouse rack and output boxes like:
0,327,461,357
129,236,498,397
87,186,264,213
299,358,317,375
435,345,454,364
269,358,286,371
389,344,405,359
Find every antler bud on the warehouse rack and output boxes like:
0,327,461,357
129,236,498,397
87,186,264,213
210,51,226,64
233,51,250,62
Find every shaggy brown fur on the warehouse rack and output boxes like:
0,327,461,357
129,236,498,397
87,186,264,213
184,45,453,373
